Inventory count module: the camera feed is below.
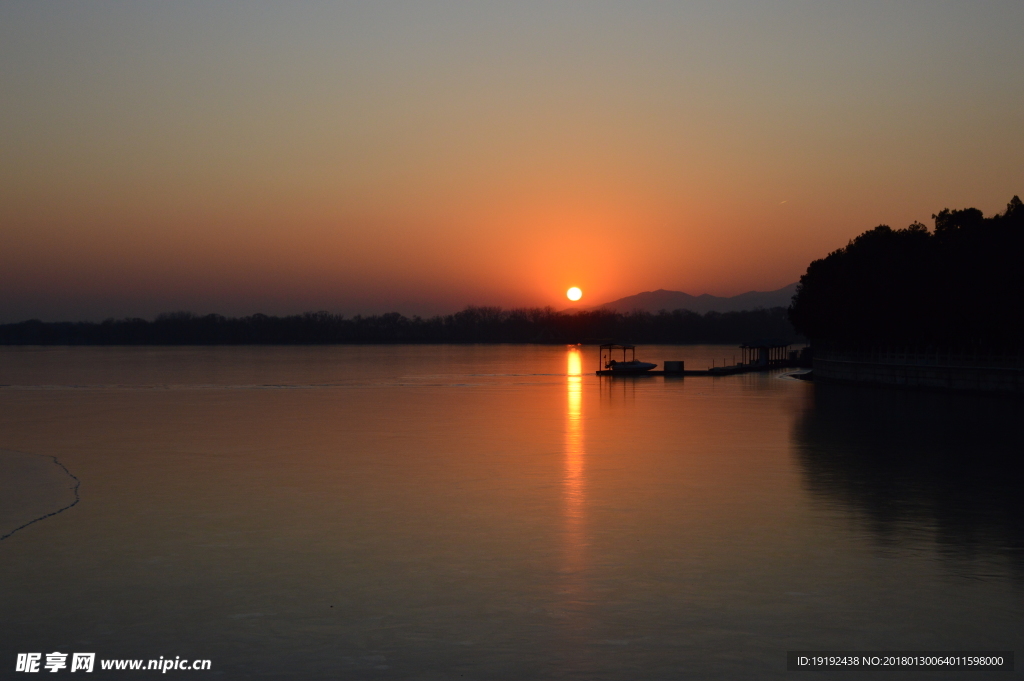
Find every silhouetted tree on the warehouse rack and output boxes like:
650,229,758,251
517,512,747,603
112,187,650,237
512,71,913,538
789,196,1024,349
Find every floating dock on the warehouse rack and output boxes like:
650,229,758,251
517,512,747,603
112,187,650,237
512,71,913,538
596,364,783,377
595,341,800,376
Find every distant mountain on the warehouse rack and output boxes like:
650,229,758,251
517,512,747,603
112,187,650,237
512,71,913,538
595,283,798,314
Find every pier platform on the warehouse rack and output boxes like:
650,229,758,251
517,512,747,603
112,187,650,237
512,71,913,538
594,341,802,377
596,364,789,377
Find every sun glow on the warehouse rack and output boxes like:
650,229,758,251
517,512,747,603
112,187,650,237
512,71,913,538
566,287,583,301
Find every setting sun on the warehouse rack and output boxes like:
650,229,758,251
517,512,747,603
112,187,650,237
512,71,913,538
566,287,583,301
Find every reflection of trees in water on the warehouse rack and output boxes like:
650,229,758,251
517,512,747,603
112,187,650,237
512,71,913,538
793,383,1024,569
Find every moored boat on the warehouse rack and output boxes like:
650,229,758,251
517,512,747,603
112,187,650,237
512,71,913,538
598,344,658,374
608,359,657,373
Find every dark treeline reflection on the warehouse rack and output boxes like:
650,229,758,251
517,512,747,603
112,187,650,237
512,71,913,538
794,382,1024,570
0,306,799,345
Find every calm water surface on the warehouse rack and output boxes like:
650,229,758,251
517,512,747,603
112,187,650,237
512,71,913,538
0,345,1021,679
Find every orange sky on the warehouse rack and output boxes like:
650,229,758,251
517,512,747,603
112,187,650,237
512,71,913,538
1,2,1022,321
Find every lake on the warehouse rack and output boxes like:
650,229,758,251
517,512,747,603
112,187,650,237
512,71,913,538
1,345,1021,679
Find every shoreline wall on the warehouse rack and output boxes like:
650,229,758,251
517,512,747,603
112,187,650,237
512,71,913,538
814,349,1024,395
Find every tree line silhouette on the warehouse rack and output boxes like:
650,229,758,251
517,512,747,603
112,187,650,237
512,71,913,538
789,196,1024,349
0,306,799,345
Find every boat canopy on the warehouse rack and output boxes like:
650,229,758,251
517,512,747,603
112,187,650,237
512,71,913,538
599,343,638,370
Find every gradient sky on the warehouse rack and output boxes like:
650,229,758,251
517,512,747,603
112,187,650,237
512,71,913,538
2,1,1022,321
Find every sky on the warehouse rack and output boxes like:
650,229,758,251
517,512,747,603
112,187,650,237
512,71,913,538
2,1,1022,321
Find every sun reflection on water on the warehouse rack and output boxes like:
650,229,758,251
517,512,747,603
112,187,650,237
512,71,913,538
562,347,587,585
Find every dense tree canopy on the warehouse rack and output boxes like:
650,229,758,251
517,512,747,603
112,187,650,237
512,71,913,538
789,196,1024,348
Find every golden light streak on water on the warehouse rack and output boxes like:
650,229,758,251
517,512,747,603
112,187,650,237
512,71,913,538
562,347,588,593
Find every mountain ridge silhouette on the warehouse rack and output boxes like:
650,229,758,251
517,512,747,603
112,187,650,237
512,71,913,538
592,283,798,314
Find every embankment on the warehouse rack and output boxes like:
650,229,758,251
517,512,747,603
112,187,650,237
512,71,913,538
813,349,1024,396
